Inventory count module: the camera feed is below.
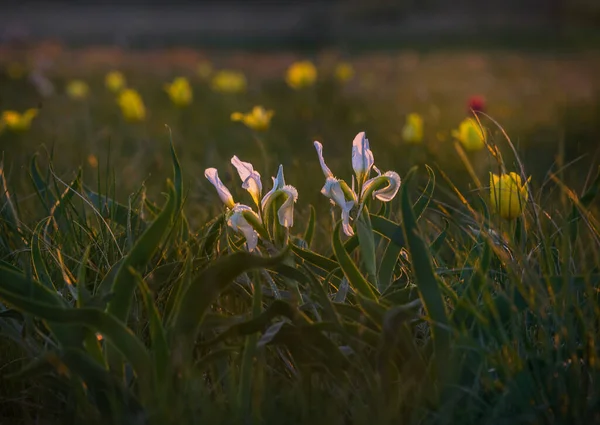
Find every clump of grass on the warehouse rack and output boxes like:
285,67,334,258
0,113,599,425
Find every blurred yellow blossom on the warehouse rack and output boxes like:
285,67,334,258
105,71,126,92
87,154,99,168
334,62,354,83
211,70,247,94
1,109,38,132
66,80,90,100
490,172,530,220
197,61,213,79
117,89,146,122
6,62,26,79
286,61,317,89
231,106,274,131
164,77,193,106
452,118,485,151
401,113,424,144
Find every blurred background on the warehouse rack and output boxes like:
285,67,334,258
1,0,599,49
1,0,599,224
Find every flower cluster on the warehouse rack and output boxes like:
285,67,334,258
314,132,401,236
205,158,298,251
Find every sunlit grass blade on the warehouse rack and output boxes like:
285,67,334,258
106,181,176,322
400,167,450,378
303,204,316,248
332,221,377,301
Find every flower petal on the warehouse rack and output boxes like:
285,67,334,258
313,141,334,178
228,205,260,251
351,131,374,181
204,168,235,208
361,171,401,203
231,156,262,207
277,185,298,228
261,164,287,212
321,177,355,236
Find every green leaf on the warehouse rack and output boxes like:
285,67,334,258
332,221,377,300
131,267,170,391
106,181,176,322
84,187,146,232
29,154,55,216
31,219,57,291
303,205,316,248
169,249,288,362
356,206,377,285
400,167,450,377
291,244,340,276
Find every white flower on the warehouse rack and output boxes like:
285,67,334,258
351,131,374,184
314,132,401,237
204,168,235,208
231,155,262,208
261,165,298,228
227,205,260,251
322,177,355,236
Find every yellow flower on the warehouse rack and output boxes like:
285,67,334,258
452,118,485,151
402,113,424,144
165,77,193,107
231,106,274,131
66,80,90,100
197,61,213,79
105,71,126,92
490,172,530,220
286,61,317,89
6,62,26,79
211,70,247,94
1,109,38,132
334,62,354,83
117,89,146,122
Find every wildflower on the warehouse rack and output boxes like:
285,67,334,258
402,113,424,144
452,118,485,152
197,61,213,79
468,95,486,113
211,70,247,94
66,80,90,100
231,106,274,132
286,61,317,89
164,77,192,106
105,71,126,92
205,159,298,250
1,109,38,132
314,132,401,236
490,172,529,220
117,89,146,122
204,168,235,209
334,62,354,83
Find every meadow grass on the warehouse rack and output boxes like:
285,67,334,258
0,48,600,425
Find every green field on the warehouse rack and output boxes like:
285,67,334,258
1,45,600,425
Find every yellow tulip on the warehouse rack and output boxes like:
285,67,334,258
231,106,274,132
402,113,424,144
117,89,146,122
211,70,247,94
452,118,485,151
105,71,126,92
490,172,530,220
197,61,213,79
1,109,38,132
66,80,90,100
165,77,193,106
334,62,354,83
286,61,317,89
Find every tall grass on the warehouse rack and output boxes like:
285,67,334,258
1,119,599,424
